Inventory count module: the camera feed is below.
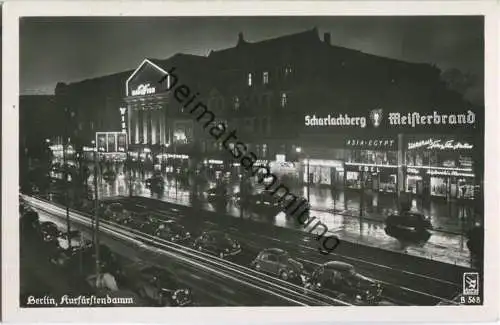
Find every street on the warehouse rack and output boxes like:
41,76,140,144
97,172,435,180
81,162,473,268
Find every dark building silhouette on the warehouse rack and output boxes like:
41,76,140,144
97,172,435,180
49,28,483,202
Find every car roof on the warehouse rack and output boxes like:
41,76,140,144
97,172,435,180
323,261,354,271
262,248,288,255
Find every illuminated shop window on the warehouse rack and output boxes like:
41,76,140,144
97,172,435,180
263,71,269,84
262,144,268,158
248,73,253,86
280,93,288,107
234,97,240,110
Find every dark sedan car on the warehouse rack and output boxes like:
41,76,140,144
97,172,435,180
128,264,193,306
239,190,282,215
251,248,305,282
385,211,432,232
146,175,165,190
103,202,131,223
193,230,241,259
305,261,383,305
155,220,191,243
39,221,61,243
102,170,116,182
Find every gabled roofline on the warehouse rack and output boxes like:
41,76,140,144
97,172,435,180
125,58,169,97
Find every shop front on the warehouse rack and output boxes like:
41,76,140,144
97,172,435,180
344,163,398,193
344,137,398,193
300,159,344,187
405,137,477,200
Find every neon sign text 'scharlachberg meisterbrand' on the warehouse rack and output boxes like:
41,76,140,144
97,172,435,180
388,110,476,127
131,83,156,96
408,139,474,151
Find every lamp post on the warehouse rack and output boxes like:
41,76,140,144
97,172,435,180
63,108,71,251
296,147,310,203
92,144,101,284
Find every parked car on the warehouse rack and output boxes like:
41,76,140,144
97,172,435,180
127,264,193,306
385,211,432,232
155,220,191,243
102,170,117,182
193,230,241,258
245,190,282,214
20,207,41,235
466,222,484,264
103,202,131,223
205,185,230,203
305,261,383,305
39,221,61,243
251,248,305,282
146,175,164,191
57,230,93,252
120,213,148,230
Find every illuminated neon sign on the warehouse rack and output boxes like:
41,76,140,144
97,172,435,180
131,83,156,96
346,139,396,148
119,107,127,133
408,139,473,151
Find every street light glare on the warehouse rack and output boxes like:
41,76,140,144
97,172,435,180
296,147,302,153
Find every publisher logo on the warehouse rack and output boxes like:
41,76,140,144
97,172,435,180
463,272,479,295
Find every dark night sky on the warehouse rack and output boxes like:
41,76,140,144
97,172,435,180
20,16,484,103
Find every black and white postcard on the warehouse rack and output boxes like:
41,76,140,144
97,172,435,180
2,1,499,323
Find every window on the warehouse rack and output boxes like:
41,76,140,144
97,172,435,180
262,144,268,158
267,254,278,262
280,93,288,107
263,71,269,84
285,67,293,77
234,97,240,110
248,73,253,86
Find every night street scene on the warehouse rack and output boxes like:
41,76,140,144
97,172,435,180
19,16,484,307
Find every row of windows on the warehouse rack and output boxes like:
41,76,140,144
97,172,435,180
208,92,289,112
201,141,269,157
247,66,293,87
233,92,287,111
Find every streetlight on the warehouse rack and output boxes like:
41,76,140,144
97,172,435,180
296,147,310,203
92,143,101,284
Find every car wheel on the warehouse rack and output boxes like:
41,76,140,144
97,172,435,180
219,252,225,259
280,270,289,281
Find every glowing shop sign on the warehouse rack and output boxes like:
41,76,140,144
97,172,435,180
119,107,127,133
131,83,156,96
208,159,224,165
358,165,380,173
408,139,473,151
166,154,189,159
346,139,395,148
427,169,475,178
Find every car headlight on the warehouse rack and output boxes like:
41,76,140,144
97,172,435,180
316,282,321,288
172,292,177,300
184,289,189,295
186,232,191,237
225,248,229,252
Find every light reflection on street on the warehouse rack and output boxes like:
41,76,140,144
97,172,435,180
86,166,472,267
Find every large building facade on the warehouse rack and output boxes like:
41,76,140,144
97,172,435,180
52,27,483,202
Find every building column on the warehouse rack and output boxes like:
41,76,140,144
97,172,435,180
159,109,165,145
135,109,140,144
143,109,148,144
127,105,132,143
151,109,157,145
